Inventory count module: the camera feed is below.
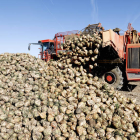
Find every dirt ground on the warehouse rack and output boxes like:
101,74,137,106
119,81,140,104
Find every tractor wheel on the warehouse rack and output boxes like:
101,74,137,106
100,67,124,90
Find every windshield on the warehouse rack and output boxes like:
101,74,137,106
42,42,50,52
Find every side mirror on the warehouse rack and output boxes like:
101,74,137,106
28,44,31,51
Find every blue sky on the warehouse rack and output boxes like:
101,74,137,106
0,0,140,57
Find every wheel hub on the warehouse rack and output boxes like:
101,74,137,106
106,75,113,82
105,73,116,84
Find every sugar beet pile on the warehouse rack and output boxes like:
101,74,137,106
58,34,102,73
0,35,140,140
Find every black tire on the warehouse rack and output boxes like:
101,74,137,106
99,67,123,90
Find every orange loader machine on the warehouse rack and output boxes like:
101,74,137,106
95,23,140,90
28,30,79,62
28,23,140,90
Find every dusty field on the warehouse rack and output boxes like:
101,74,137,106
119,81,140,104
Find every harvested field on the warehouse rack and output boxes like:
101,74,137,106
120,82,140,105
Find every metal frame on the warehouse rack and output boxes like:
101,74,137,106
28,43,43,51
54,34,64,56
126,44,140,81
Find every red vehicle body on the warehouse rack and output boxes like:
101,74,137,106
101,23,140,82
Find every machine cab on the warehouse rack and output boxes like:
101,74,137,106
28,39,55,61
38,39,55,60
28,37,63,61
38,39,54,53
